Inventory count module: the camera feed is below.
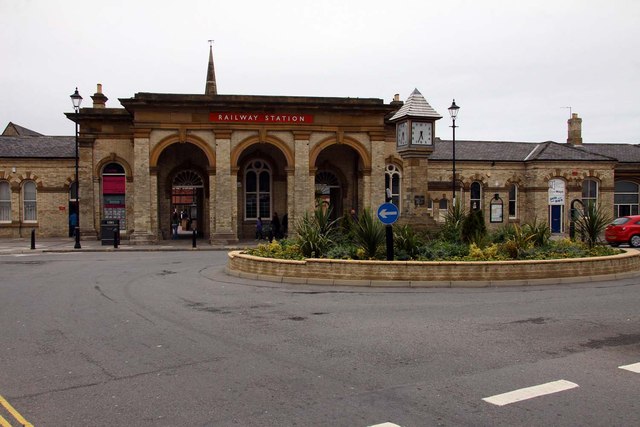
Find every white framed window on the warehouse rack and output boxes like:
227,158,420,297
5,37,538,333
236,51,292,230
23,181,37,222
582,179,598,207
385,164,402,209
508,184,518,219
0,181,10,222
470,181,482,211
245,160,271,220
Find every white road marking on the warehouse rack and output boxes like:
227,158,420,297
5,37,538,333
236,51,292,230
368,423,401,427
619,362,640,373
483,379,579,406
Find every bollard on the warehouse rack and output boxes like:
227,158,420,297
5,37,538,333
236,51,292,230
31,229,36,250
192,229,197,248
113,227,119,249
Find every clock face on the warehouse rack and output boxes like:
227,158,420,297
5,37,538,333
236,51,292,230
397,122,408,147
411,121,432,145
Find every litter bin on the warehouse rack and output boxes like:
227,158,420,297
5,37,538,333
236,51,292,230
101,219,120,246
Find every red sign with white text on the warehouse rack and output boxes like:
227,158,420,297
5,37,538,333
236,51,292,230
210,112,314,124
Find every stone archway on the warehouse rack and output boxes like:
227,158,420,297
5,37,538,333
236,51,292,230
157,143,210,240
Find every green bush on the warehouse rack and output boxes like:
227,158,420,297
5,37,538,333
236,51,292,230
352,208,386,259
461,209,487,244
294,211,333,258
439,199,465,242
575,201,612,249
418,239,469,260
394,224,424,259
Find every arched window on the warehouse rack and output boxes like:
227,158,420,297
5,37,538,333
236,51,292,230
614,181,639,217
385,164,402,209
245,160,271,220
0,181,10,222
582,179,598,207
508,184,518,219
470,181,482,211
102,163,126,230
23,181,37,222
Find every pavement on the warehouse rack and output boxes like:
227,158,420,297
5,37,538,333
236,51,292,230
0,235,260,255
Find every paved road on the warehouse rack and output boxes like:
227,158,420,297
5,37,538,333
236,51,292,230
0,251,639,426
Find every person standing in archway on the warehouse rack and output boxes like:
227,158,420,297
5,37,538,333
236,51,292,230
171,208,179,239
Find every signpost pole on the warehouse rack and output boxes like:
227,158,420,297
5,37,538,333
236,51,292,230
385,225,394,261
377,202,399,261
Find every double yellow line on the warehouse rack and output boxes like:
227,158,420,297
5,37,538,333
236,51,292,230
0,395,33,427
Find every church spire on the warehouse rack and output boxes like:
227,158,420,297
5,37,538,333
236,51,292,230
205,40,217,95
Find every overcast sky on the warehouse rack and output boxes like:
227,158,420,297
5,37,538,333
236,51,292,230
1,0,638,143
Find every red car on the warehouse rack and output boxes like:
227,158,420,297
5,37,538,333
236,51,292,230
605,215,640,247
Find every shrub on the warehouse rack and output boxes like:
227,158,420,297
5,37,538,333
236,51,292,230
575,201,613,249
294,211,333,258
522,218,551,247
440,199,465,242
418,239,469,260
246,239,304,260
461,209,487,244
394,224,424,259
352,208,386,259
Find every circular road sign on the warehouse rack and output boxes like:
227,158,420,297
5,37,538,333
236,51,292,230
377,203,399,224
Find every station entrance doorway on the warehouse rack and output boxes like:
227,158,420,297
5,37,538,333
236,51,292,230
171,170,204,239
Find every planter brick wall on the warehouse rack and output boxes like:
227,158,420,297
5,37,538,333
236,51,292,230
226,249,640,287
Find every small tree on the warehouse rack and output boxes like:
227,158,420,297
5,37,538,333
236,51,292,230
461,208,487,244
440,198,465,242
575,201,613,249
352,208,386,259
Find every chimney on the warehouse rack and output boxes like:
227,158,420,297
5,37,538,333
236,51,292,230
567,113,582,145
390,93,403,107
91,83,108,108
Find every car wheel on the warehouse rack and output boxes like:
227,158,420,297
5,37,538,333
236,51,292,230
630,235,640,248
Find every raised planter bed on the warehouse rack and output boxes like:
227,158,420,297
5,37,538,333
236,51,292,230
226,249,640,287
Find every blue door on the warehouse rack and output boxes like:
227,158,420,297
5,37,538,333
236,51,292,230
550,205,562,233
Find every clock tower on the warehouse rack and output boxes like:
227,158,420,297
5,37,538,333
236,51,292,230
389,88,441,156
389,89,442,218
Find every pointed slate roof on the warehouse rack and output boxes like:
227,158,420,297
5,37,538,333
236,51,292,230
205,44,217,95
2,122,43,137
389,88,442,121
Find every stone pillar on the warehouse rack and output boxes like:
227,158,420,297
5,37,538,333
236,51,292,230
149,171,158,239
130,131,155,244
78,136,97,239
369,133,386,209
211,130,238,244
208,168,216,241
293,132,311,226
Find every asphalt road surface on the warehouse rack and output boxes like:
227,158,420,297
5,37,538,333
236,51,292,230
0,251,639,426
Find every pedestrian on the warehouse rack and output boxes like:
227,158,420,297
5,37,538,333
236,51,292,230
69,211,78,237
271,212,281,239
350,207,358,222
255,217,263,240
171,208,179,239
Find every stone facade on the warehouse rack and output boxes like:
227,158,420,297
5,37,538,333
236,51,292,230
1,53,639,242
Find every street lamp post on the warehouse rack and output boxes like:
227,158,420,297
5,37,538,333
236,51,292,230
448,99,460,205
70,88,83,249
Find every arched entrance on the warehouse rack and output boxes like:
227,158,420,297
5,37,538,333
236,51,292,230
315,171,342,220
314,143,364,219
171,169,204,238
156,142,210,240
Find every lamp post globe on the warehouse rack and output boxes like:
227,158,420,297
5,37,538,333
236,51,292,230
448,99,460,206
70,88,82,249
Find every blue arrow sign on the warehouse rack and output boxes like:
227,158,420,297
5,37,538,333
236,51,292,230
377,203,399,224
